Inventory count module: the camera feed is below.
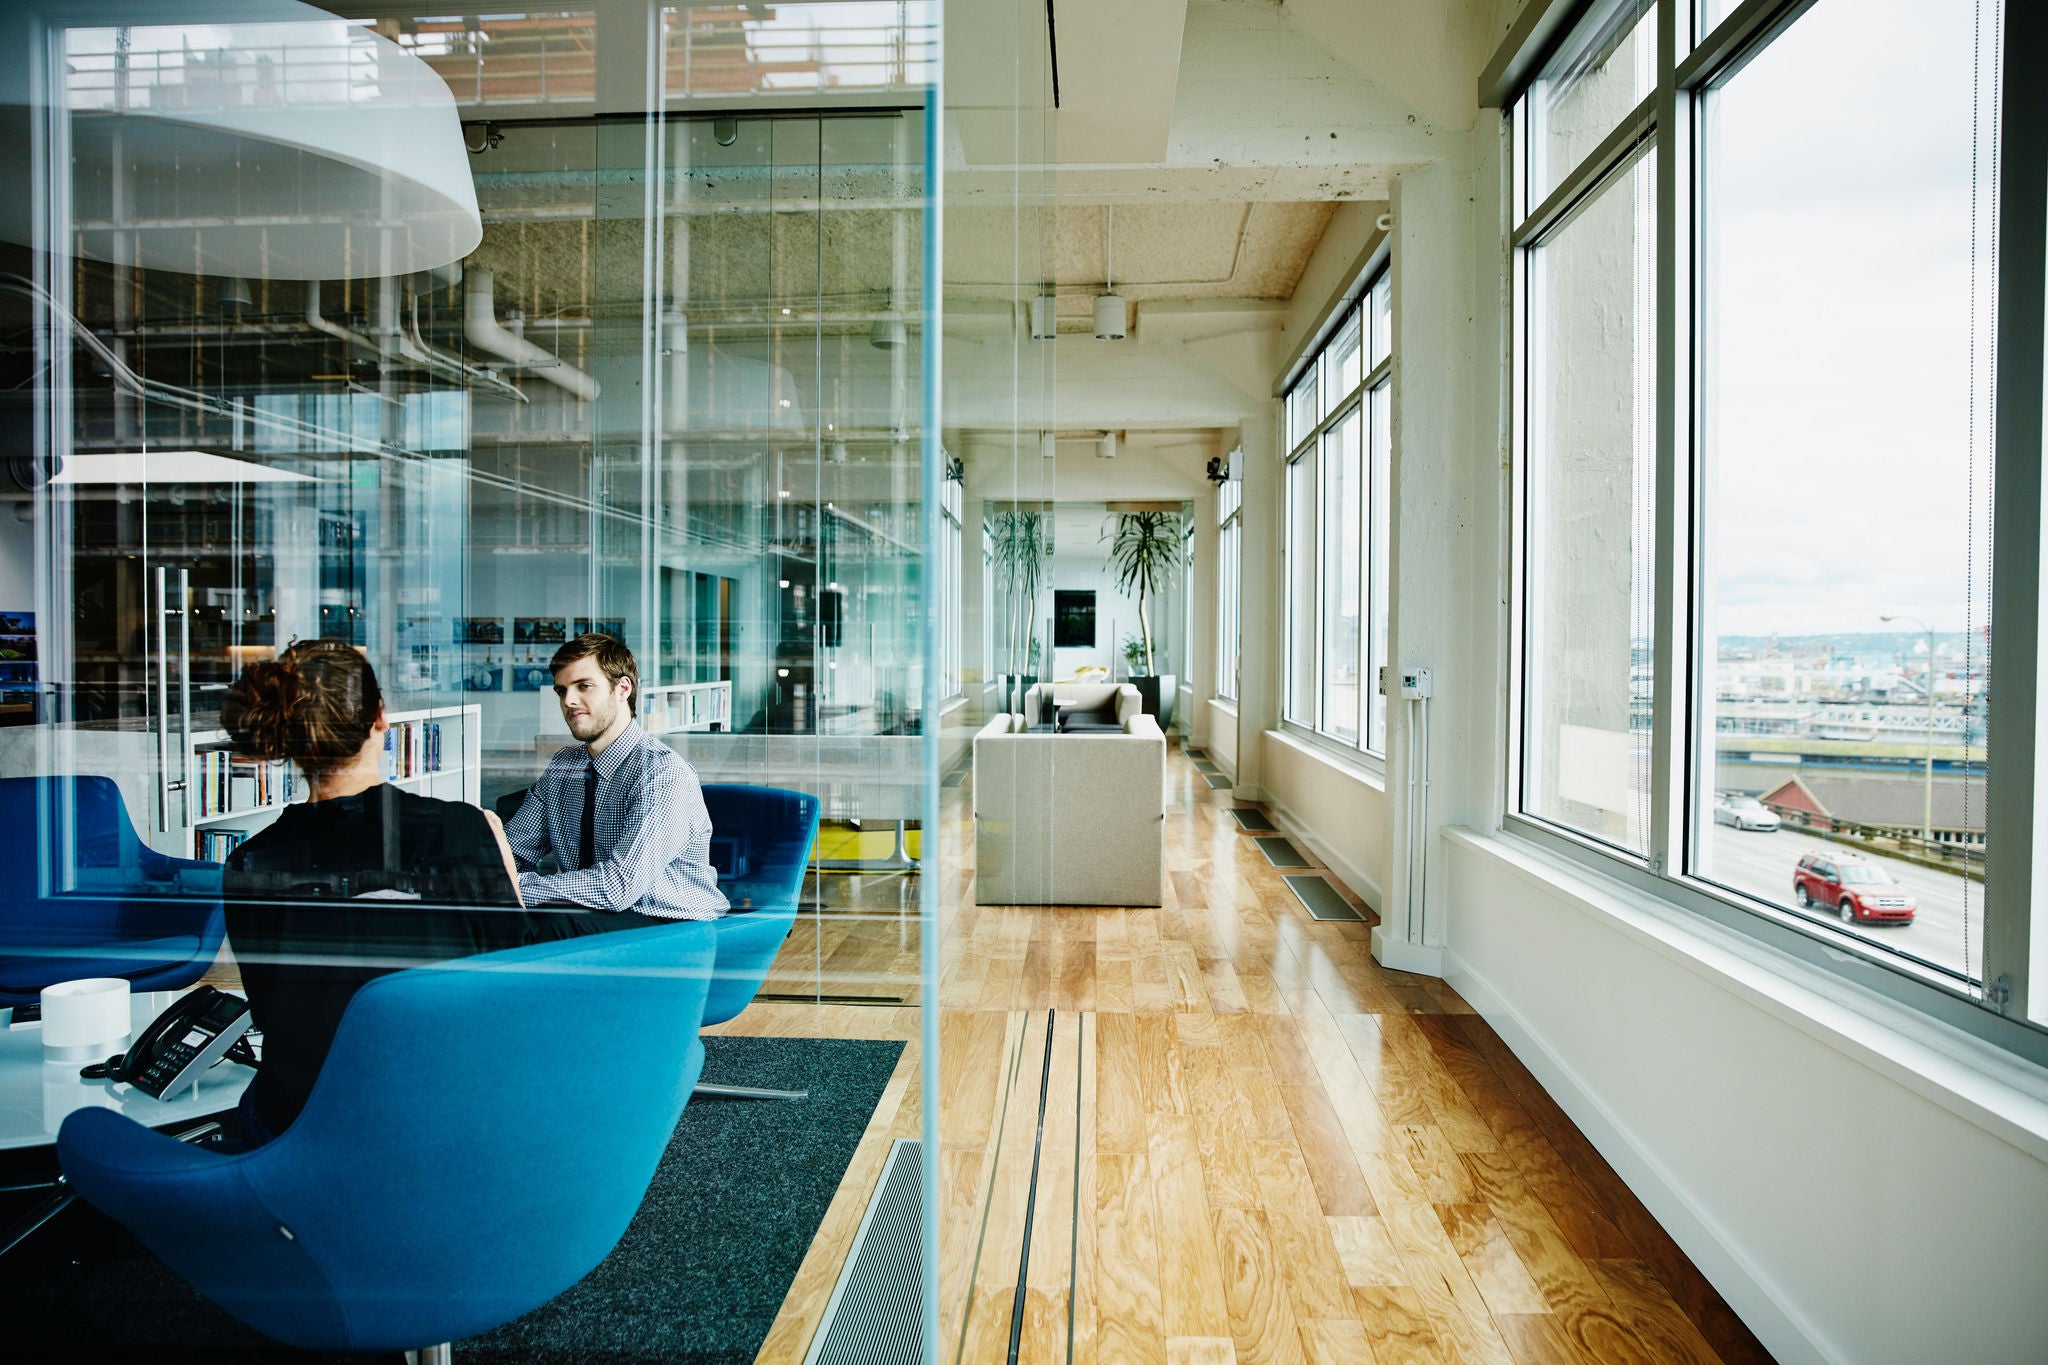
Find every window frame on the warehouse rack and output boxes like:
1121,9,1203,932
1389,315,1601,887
1281,268,1394,764
1501,0,2048,1064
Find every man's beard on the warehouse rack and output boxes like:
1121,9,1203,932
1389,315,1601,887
569,694,617,740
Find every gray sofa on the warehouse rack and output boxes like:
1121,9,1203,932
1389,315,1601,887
972,709,1165,906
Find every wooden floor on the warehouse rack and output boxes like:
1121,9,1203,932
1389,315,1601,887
724,745,1777,1365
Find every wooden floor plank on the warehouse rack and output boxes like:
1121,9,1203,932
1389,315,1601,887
720,748,1770,1365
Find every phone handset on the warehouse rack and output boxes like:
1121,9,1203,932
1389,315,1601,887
80,986,257,1101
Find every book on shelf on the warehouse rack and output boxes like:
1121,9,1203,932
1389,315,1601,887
197,827,250,862
383,718,447,781
192,748,296,819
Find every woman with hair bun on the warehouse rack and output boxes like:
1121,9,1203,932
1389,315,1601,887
218,639,539,1144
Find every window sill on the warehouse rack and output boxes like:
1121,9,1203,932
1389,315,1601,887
1446,825,2048,1165
1267,725,1386,790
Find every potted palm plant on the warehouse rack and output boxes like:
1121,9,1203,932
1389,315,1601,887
988,510,1049,713
1106,510,1184,730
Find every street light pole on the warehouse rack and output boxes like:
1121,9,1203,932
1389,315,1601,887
1881,614,1936,849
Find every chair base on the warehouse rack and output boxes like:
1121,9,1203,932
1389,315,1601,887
692,1081,808,1102
0,1186,74,1259
405,1345,451,1365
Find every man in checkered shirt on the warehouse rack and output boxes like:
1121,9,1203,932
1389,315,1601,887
503,634,727,925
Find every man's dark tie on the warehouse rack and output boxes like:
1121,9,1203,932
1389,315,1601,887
579,764,600,871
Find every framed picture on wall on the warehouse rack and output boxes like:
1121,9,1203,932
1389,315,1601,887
1054,591,1096,648
514,617,568,645
454,617,504,644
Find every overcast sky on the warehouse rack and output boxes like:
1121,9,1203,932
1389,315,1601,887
1707,0,1996,641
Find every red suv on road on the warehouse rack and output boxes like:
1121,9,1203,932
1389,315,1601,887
1793,853,1917,924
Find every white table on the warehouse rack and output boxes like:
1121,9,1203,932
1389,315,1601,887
0,989,254,1153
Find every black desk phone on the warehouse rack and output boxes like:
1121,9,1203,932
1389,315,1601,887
81,986,256,1100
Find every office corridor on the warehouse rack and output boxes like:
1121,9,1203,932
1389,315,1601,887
719,745,1775,1365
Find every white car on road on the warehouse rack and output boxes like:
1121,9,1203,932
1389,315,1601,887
1713,795,1781,832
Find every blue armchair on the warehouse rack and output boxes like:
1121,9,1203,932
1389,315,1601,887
57,923,716,1358
0,775,226,1007
694,785,819,1099
495,780,818,1097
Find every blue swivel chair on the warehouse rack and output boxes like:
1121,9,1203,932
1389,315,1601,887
494,780,818,1100
57,923,716,1360
695,784,820,1101
0,775,226,1007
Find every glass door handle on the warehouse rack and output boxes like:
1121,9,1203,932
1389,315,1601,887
154,566,192,833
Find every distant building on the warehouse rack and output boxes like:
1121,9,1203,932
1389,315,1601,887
1758,773,1984,849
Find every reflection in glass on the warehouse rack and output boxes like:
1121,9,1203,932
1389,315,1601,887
1320,407,1362,745
1529,1,1656,207
1695,0,1993,981
1522,150,1656,855
1368,380,1391,754
1285,454,1317,724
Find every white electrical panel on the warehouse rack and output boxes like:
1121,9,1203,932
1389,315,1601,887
1398,667,1433,699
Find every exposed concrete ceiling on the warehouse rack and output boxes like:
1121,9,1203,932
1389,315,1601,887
945,200,1339,323
948,0,1456,205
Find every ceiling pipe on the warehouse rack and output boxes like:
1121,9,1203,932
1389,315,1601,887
463,267,600,402
304,281,377,360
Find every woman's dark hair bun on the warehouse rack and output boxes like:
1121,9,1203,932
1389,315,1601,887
221,640,381,765
220,658,299,760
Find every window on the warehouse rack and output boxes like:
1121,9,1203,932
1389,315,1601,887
1519,147,1657,856
1217,470,1242,701
1508,0,2033,1047
1693,0,1992,979
1282,273,1392,757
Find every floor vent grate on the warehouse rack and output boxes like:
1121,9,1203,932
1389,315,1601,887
1228,808,1276,832
1254,835,1312,867
1284,874,1364,921
803,1138,924,1365
1203,773,1234,789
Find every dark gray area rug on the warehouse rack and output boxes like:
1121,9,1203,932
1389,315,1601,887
3,1035,905,1363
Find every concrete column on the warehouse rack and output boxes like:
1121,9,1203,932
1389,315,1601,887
1188,455,1220,749
1378,142,1480,974
1234,413,1281,799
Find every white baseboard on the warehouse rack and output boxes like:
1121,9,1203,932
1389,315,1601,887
1370,927,1444,977
1445,953,1837,1365
1260,791,1385,915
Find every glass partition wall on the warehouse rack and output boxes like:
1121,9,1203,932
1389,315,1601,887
1,1,939,1354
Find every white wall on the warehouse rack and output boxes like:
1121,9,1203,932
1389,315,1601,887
1204,698,1237,773
1443,832,2048,1365
1259,728,1387,912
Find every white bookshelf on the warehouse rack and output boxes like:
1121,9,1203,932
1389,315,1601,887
181,703,483,861
640,681,731,737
